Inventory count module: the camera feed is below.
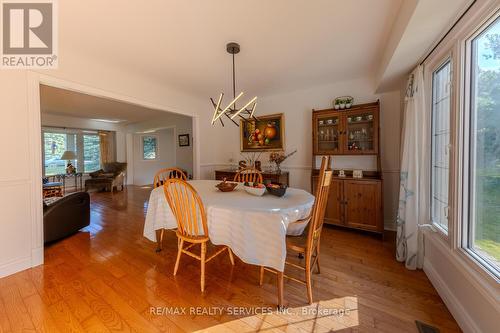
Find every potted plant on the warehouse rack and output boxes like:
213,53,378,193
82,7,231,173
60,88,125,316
334,99,340,110
339,98,346,109
345,97,353,108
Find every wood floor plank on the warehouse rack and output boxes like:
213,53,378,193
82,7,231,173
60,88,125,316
0,282,36,332
0,296,12,333
0,186,460,333
47,299,87,333
79,315,112,333
23,293,62,333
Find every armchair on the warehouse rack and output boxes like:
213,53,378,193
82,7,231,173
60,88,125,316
85,162,127,192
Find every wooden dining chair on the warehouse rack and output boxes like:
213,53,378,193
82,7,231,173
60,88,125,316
153,167,187,188
259,156,332,305
163,178,235,292
153,167,188,252
233,167,263,184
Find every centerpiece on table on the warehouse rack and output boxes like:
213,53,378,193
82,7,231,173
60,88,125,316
269,149,297,174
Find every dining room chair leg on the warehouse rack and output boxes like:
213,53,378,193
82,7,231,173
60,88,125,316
259,266,264,286
200,242,207,292
227,247,235,266
277,271,284,309
315,245,321,274
173,238,184,276
155,229,165,252
305,268,313,305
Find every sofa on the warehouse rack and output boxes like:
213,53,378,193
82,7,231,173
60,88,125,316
85,162,127,192
43,192,90,243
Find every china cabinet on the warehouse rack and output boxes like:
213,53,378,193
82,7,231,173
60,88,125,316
313,102,379,155
311,101,383,234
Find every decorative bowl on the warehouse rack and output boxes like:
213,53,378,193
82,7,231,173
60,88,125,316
215,181,238,192
244,184,266,196
266,183,287,197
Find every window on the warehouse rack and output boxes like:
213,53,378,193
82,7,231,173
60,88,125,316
464,15,500,275
42,128,110,176
43,132,77,175
83,134,101,173
431,59,452,234
142,136,158,160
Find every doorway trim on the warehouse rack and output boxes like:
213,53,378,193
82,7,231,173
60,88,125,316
27,72,200,267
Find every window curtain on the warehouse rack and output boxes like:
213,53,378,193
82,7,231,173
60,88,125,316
98,131,116,166
396,65,429,270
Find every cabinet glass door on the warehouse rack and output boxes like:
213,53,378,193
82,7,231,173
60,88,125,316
316,115,341,154
345,109,377,154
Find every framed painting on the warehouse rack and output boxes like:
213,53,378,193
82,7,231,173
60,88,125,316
178,134,190,147
240,113,284,152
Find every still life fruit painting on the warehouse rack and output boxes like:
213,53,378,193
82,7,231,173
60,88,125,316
240,113,285,151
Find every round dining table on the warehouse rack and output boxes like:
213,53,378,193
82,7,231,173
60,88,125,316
143,180,315,306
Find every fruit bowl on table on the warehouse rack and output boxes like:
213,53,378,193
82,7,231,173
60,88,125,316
215,180,238,192
243,182,266,196
266,183,287,197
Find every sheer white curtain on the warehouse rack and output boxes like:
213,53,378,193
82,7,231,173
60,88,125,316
396,65,429,270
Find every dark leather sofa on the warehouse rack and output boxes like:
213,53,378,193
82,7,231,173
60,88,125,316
43,192,90,243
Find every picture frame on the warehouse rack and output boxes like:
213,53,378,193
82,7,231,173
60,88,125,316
240,113,285,152
178,134,190,147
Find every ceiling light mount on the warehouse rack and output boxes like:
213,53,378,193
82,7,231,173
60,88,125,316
210,42,257,127
226,42,240,54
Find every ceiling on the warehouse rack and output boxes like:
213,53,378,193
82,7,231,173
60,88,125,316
40,84,184,124
52,0,473,100
59,0,402,97
376,0,473,91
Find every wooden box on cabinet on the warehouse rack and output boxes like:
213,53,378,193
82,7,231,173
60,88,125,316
312,174,383,233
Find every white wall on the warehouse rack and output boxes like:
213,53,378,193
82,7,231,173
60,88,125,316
132,128,175,186
125,112,194,180
0,71,35,278
198,77,403,230
41,113,127,162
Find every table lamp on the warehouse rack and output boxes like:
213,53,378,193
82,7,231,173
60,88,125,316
60,150,77,174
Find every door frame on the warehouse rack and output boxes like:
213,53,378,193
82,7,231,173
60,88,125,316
27,72,200,267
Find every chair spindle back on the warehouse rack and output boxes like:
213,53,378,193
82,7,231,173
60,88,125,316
306,156,332,255
153,168,187,188
163,179,208,237
233,167,263,184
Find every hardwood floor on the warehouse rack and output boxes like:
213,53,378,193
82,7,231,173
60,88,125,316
0,186,461,332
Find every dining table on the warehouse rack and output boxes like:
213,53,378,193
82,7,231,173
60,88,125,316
143,179,315,307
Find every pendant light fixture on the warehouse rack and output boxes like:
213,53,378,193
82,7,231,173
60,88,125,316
210,42,257,127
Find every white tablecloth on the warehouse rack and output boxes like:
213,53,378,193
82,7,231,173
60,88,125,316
143,180,315,271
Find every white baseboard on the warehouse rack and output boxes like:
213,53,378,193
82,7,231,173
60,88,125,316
423,259,480,333
32,247,44,267
0,256,33,279
384,219,396,231
0,248,44,279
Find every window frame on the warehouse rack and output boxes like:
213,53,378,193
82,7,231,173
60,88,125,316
460,10,500,280
429,57,454,236
42,127,110,176
141,135,159,161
